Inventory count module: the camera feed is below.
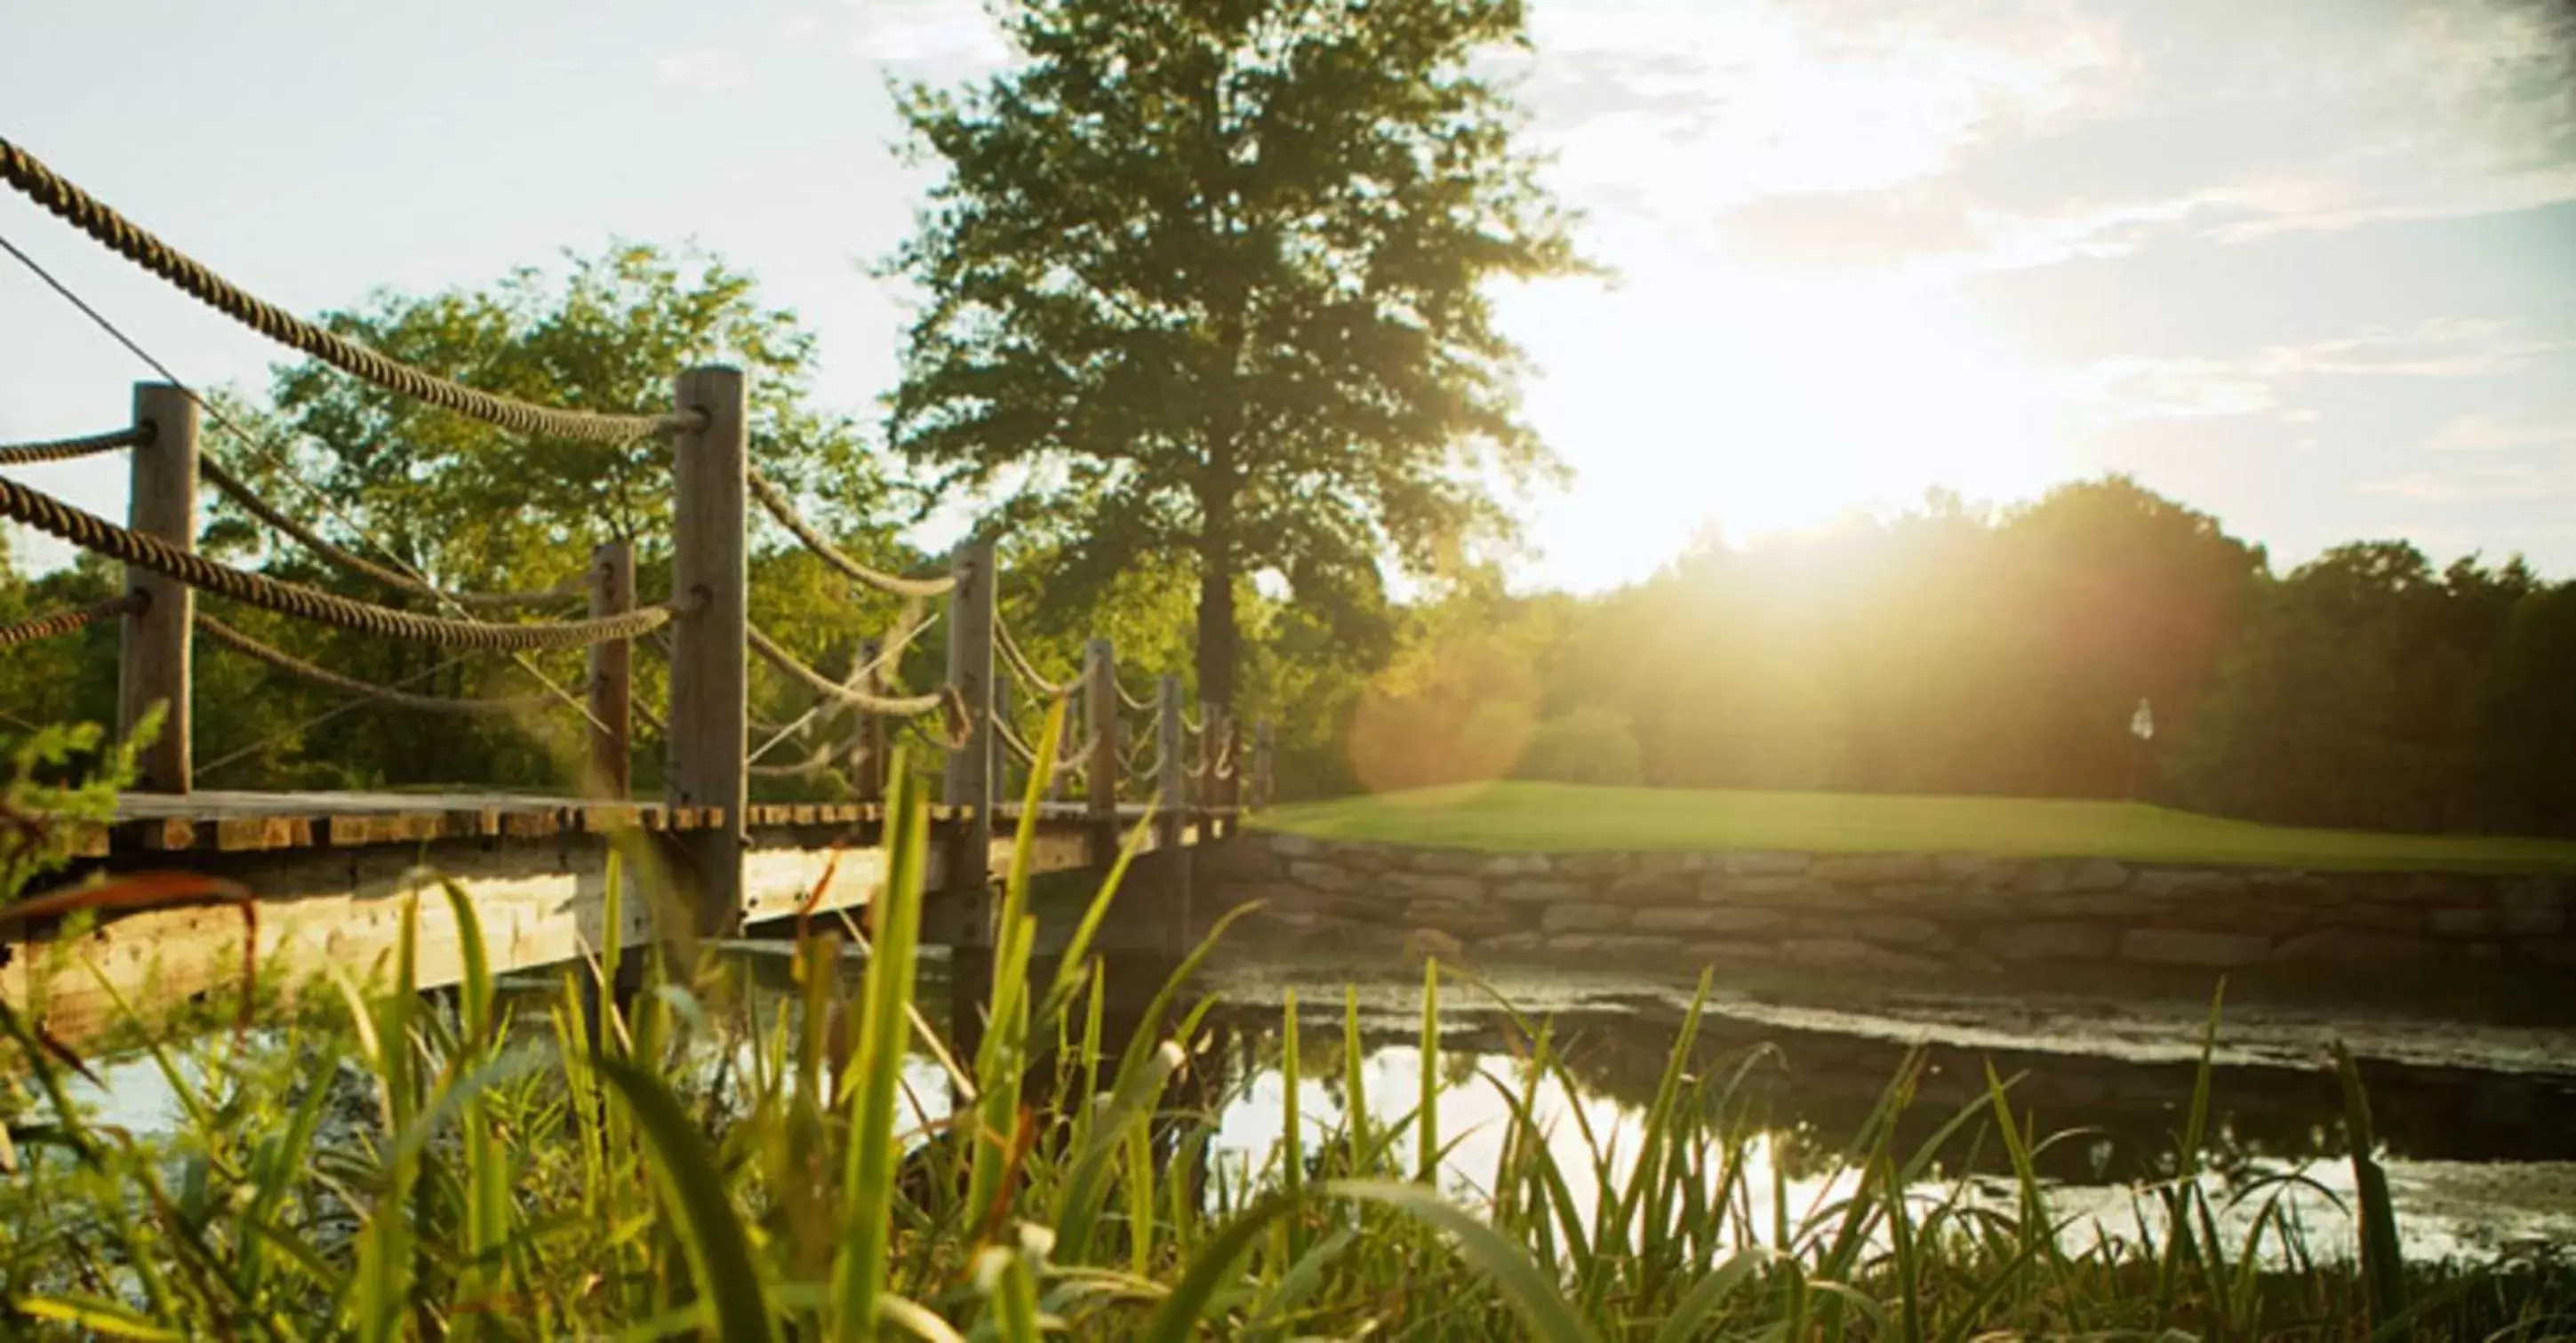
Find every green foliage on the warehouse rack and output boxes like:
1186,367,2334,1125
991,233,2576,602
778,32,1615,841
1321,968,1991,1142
0,743,2568,1338
0,713,147,899
2168,544,2576,835
886,0,1587,709
1516,705,1644,787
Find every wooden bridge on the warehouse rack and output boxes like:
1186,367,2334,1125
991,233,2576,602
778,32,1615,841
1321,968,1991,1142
0,139,1272,1038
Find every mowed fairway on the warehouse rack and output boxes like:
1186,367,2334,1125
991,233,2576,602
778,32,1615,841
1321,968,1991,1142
1256,781,2576,872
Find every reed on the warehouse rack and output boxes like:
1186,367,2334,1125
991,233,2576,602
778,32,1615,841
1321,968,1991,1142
0,739,2569,1339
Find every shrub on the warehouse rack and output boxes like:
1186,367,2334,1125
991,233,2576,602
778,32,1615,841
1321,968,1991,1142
1516,704,1644,786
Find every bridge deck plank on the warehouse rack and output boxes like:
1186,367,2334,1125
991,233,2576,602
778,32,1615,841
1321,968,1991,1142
84,791,1213,857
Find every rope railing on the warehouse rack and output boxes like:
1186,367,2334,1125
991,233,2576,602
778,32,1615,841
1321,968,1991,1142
0,472,676,652
748,741,851,779
200,457,581,611
196,613,559,716
747,467,956,599
0,591,146,652
747,622,946,716
0,424,150,468
996,715,1093,779
0,142,1276,817
995,616,1084,699
0,136,697,444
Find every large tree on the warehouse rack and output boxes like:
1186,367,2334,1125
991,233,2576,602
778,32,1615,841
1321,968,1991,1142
886,0,1583,712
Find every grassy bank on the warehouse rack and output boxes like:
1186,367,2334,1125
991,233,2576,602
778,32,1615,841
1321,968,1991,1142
3,723,2572,1339
1257,781,2576,872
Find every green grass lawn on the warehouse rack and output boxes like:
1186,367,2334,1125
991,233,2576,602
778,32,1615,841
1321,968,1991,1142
1254,781,2576,872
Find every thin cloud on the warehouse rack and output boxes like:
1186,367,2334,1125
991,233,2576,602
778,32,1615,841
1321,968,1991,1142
654,49,745,92
846,0,1010,71
2428,413,2576,453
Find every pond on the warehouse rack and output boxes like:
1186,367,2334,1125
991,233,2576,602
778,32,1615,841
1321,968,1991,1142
71,944,2576,1264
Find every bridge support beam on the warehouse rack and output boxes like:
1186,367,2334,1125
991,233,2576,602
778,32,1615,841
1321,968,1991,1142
120,383,196,793
933,535,997,947
668,366,748,938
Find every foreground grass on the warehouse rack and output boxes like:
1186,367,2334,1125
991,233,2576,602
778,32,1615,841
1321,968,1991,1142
1258,781,2576,872
2,721,2571,1339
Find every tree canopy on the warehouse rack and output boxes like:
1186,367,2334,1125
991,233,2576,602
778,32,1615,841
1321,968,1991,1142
885,0,1584,713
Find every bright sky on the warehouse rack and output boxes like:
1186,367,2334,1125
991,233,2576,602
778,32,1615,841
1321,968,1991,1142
4,0,2572,591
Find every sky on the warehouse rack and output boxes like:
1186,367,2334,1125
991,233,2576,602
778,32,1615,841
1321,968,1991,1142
3,0,2572,592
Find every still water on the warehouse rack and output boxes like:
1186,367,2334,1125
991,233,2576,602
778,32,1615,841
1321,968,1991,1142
76,944,2576,1262
828,946,2576,1261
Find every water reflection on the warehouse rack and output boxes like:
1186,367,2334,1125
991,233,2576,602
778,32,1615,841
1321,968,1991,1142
73,946,2576,1263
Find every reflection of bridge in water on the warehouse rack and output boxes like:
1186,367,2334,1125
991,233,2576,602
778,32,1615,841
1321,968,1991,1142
0,138,1272,1040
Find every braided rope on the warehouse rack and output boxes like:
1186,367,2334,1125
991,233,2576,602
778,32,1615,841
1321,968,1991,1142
0,137,694,444
200,457,581,611
0,424,149,468
995,617,1084,699
1122,735,1162,781
1181,708,1205,736
1116,680,1153,714
748,743,846,779
196,613,559,715
0,472,673,651
747,467,956,599
0,590,145,651
747,622,946,716
995,715,1095,779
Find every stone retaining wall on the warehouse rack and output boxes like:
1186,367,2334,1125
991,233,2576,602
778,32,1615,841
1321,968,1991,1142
1197,833,2576,975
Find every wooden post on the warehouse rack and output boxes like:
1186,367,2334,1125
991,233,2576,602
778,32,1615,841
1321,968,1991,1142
939,536,996,945
668,366,748,938
1044,677,1075,804
1154,674,1190,952
1222,715,1244,836
120,383,196,793
1196,702,1225,838
587,539,634,798
1156,675,1186,850
1084,637,1119,862
855,636,888,804
1253,719,1275,811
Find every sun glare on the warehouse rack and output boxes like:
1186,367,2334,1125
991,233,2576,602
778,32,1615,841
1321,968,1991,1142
1512,272,2067,564
1706,284,2062,540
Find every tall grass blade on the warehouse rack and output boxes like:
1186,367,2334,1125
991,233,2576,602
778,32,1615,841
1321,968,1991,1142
1331,1179,1604,1343
2334,1040,2410,1331
594,1053,779,1343
836,754,930,1339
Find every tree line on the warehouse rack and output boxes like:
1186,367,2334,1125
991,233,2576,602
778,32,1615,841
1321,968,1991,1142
4,0,2568,839
1352,479,2576,838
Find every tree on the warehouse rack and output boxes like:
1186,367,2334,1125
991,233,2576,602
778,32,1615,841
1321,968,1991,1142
202,244,912,790
885,0,1585,715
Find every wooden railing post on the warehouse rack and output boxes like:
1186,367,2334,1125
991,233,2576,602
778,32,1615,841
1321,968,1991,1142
1253,719,1275,811
587,539,634,799
1223,715,1244,835
120,383,196,794
1083,637,1118,861
668,365,748,937
1156,675,1185,851
940,536,997,945
1154,674,1190,952
854,636,888,804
